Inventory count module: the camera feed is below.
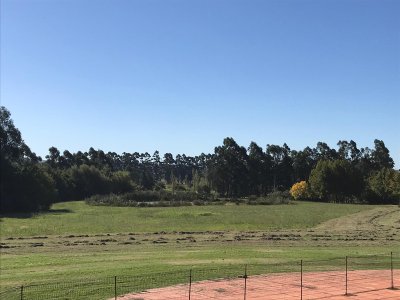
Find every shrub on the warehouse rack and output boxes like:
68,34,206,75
110,171,136,194
85,190,293,207
85,190,212,207
290,181,309,200
174,183,187,191
257,191,292,205
154,181,166,191
248,195,258,201
193,200,205,206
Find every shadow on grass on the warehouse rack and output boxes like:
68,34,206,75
0,209,72,219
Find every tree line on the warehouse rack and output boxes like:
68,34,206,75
1,106,399,212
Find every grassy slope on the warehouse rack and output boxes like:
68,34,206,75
1,201,376,236
1,201,399,298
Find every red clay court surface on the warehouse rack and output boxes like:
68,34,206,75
116,269,399,300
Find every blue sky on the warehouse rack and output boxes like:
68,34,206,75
1,0,399,167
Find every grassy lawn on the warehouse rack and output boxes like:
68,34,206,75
0,201,377,236
1,243,396,283
1,201,399,299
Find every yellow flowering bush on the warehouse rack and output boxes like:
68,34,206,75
290,181,309,200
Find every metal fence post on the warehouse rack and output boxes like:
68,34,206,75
300,260,303,300
243,265,247,300
345,256,348,296
188,269,192,300
114,276,117,300
391,252,394,289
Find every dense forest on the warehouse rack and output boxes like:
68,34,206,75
1,106,399,212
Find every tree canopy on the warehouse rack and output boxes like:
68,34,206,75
1,106,399,212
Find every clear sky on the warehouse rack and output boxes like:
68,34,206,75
1,0,399,167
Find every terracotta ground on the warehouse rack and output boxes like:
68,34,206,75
116,269,399,300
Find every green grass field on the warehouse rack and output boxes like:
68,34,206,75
1,201,399,299
0,201,377,236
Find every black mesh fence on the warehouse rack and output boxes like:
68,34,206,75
1,252,398,300
345,253,399,295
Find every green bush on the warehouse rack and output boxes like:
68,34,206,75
85,190,293,208
247,191,292,205
85,190,212,207
154,181,166,191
